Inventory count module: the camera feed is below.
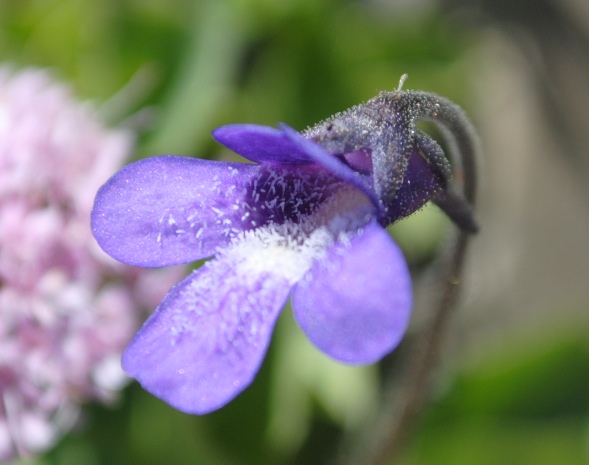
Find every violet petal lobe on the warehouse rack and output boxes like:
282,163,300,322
292,221,412,365
91,156,260,267
122,252,292,414
212,124,313,164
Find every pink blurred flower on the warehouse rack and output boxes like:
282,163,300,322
0,67,182,460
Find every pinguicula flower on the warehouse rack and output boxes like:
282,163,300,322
0,67,181,460
92,92,451,415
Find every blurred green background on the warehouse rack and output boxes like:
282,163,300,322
2,0,589,464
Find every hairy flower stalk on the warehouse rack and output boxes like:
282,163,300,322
92,82,478,423
0,67,180,460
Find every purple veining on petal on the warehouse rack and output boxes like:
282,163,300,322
292,221,412,364
248,164,348,225
212,124,313,164
122,251,293,414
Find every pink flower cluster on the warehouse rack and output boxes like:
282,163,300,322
0,67,181,460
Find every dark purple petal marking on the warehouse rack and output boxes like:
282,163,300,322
122,250,293,414
292,221,412,364
212,124,313,164
245,164,347,225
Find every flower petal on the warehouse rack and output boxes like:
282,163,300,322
292,221,412,364
122,253,292,414
91,156,261,267
212,124,313,164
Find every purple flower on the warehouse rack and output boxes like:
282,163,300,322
91,122,443,414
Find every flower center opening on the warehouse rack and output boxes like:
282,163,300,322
218,186,374,284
